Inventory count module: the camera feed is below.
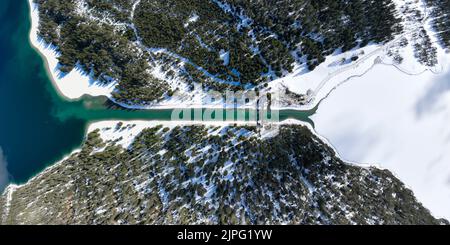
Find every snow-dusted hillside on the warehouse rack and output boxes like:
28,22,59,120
29,1,117,100
0,122,444,225
29,0,448,110
268,0,447,109
30,0,409,108
22,0,450,224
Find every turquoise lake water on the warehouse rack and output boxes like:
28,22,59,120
0,0,315,186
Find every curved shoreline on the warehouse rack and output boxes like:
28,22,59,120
0,119,325,192
25,0,358,112
20,0,382,188
12,0,444,222
28,0,117,102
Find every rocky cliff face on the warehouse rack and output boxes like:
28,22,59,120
1,124,446,225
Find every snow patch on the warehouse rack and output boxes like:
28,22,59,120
2,184,18,222
219,50,230,66
184,13,199,27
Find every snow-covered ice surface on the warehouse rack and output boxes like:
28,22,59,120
28,1,117,100
311,0,450,220
312,28,450,220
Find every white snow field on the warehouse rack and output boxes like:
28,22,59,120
288,0,450,220
312,42,450,219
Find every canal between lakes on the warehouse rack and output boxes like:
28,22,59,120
0,0,317,185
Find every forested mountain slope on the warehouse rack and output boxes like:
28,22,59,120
1,123,446,225
425,0,450,48
33,0,428,106
14,0,450,226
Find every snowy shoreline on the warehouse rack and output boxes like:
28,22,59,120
0,119,322,194
26,0,374,112
311,0,450,220
28,0,117,101
0,118,376,185
312,14,450,220
21,0,449,221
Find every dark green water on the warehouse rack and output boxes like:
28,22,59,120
0,0,316,185
0,0,86,184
